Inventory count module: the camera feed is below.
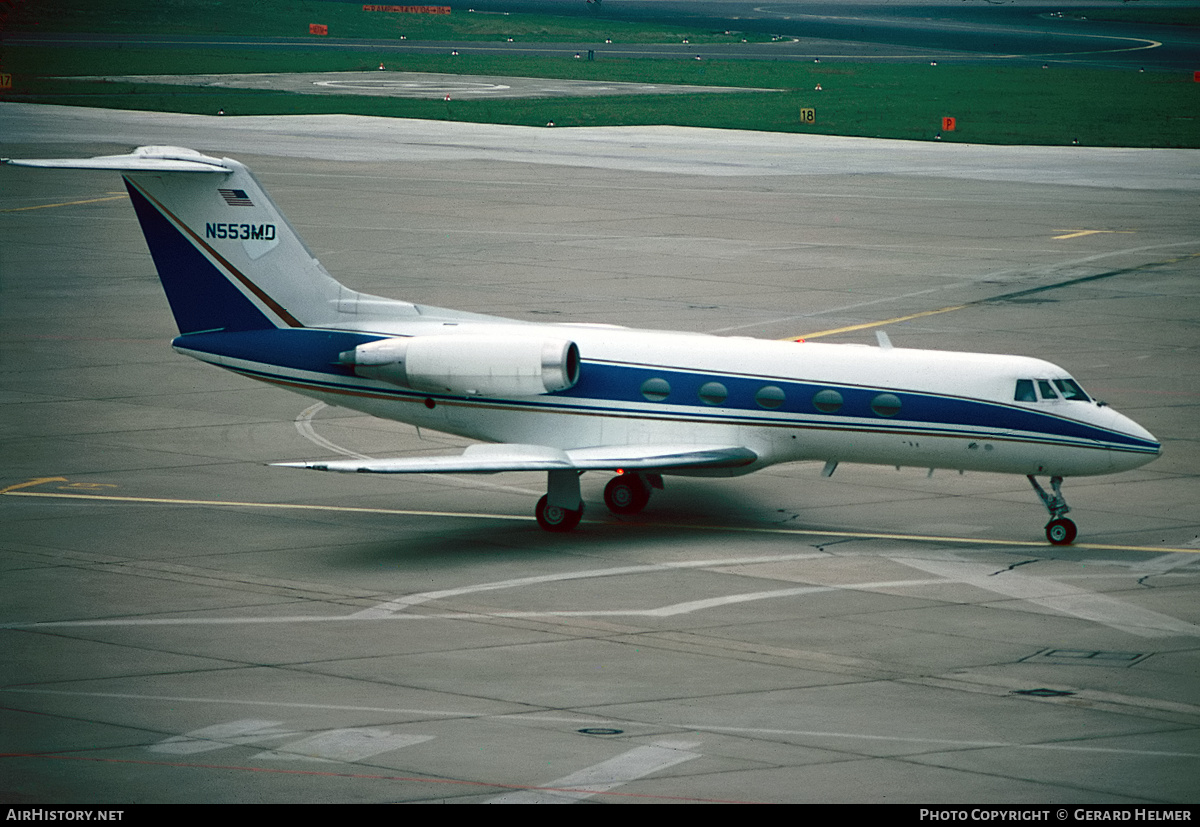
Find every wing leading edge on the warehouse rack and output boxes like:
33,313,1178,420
274,443,758,474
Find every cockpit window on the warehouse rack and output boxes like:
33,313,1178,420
1053,378,1090,402
1015,377,1091,403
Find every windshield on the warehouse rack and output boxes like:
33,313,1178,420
1014,377,1091,403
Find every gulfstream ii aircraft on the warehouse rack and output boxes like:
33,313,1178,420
4,146,1162,542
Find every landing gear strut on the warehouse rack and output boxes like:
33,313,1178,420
1028,475,1077,545
535,469,583,532
533,471,664,531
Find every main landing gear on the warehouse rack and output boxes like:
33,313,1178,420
603,473,654,515
604,472,663,516
1028,475,1077,546
534,471,663,532
535,494,583,532
535,469,584,532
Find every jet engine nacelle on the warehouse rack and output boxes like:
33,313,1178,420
342,334,581,397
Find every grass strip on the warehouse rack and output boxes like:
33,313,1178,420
2,1,1196,147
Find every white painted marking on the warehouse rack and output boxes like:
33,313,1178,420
313,80,512,94
11,578,932,627
8,688,486,719
1136,553,1200,574
7,549,1195,635
149,719,296,754
462,579,945,619
294,402,371,460
352,552,829,619
487,740,702,803
292,401,539,496
897,557,1200,638
252,728,433,762
8,689,1197,759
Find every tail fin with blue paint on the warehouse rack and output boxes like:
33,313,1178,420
5,146,415,334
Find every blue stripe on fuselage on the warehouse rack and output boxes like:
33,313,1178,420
173,330,1157,454
560,362,1157,452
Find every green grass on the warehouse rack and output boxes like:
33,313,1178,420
2,0,1198,147
3,0,767,43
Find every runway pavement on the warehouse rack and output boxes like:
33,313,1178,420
1,104,1198,805
80,70,777,100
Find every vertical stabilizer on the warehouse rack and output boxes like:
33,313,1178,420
121,148,348,333
4,146,413,335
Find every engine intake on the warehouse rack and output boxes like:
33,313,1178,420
342,334,580,397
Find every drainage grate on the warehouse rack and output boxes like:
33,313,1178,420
1021,648,1150,667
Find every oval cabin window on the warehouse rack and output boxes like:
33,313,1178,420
640,377,671,402
755,385,786,409
870,393,902,417
812,389,843,414
698,381,728,406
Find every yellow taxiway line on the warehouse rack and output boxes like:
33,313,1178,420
4,484,1196,555
791,305,968,341
0,194,128,213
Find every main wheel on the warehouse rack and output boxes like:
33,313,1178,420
536,494,583,532
604,474,651,515
1045,518,1077,546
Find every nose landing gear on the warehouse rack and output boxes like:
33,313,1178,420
1028,475,1077,545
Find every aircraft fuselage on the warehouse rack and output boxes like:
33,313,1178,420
172,320,1160,480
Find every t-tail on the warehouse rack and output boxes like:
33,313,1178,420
4,146,416,334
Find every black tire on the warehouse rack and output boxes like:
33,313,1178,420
536,494,583,532
603,474,651,515
1045,518,1077,546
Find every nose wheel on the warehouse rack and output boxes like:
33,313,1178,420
1028,475,1077,545
1045,518,1077,546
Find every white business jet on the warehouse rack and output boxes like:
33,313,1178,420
4,147,1161,543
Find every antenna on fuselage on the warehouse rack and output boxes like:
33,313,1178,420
876,330,894,350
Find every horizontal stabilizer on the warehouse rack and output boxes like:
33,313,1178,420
274,443,757,475
2,146,230,173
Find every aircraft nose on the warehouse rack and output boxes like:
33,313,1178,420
1105,407,1161,467
1124,413,1159,451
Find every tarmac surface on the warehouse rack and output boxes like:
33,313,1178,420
1,103,1198,805
82,70,776,100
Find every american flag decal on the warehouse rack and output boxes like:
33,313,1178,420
219,188,254,206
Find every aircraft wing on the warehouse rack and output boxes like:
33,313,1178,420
273,443,757,474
